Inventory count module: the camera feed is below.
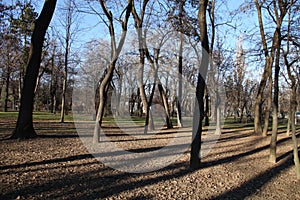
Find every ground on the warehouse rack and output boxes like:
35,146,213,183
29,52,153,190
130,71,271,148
0,113,300,199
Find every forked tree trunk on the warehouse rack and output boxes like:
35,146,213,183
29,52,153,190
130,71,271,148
93,0,132,143
11,0,57,139
254,1,273,135
158,82,173,129
144,77,157,134
131,1,155,131
93,67,113,143
137,51,153,130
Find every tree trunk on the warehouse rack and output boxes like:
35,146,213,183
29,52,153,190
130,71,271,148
290,88,300,179
93,0,132,142
284,5,300,176
262,77,272,136
50,71,57,114
4,67,10,112
177,32,184,128
286,114,290,136
131,1,155,130
204,87,209,126
137,51,150,118
60,72,67,122
269,35,281,163
254,1,273,135
144,82,156,134
11,0,57,139
158,82,173,129
60,4,72,123
144,49,161,134
93,64,114,143
190,0,209,169
215,91,221,135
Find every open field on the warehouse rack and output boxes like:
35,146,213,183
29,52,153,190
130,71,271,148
0,112,300,199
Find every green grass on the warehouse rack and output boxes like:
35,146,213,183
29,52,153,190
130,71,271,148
0,111,73,122
0,112,299,130
33,112,73,121
0,112,19,120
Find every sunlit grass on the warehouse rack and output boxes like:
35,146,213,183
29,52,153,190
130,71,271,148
0,112,299,130
0,111,73,122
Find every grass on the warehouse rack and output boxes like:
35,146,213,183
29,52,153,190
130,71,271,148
0,111,299,130
0,111,73,122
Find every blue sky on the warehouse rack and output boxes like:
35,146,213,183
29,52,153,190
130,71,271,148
47,0,249,49
4,0,259,77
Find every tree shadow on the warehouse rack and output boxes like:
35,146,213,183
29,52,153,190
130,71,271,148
1,123,298,199
211,155,294,199
1,161,191,199
201,134,295,169
0,153,94,171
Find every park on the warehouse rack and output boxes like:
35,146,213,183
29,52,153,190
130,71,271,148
1,0,300,199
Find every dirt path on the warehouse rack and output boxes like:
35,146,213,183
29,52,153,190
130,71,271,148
0,121,299,199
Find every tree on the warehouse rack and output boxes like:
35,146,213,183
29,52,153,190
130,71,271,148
253,0,274,136
93,0,133,143
167,0,201,127
253,0,288,140
190,0,209,169
10,1,38,106
57,0,80,122
131,0,155,131
268,0,290,163
282,0,300,179
11,0,57,139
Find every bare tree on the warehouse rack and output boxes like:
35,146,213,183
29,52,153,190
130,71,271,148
131,0,154,131
57,0,80,122
93,0,133,143
282,0,300,179
190,0,209,169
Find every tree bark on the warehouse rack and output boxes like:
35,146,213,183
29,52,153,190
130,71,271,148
176,1,185,128
158,82,173,129
253,0,281,136
254,0,272,135
4,66,10,112
93,65,114,143
269,30,281,163
204,87,209,126
283,1,300,176
286,114,290,136
190,0,209,169
177,32,184,128
262,76,272,137
11,0,57,139
131,0,155,131
290,88,300,179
